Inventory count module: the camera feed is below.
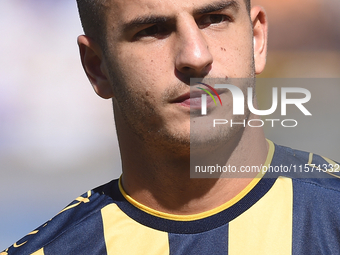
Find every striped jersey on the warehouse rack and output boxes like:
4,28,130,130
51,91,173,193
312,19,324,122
3,140,340,255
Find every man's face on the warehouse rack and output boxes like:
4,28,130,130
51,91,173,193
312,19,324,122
93,0,266,152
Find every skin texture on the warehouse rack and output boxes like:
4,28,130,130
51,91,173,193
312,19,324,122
78,0,269,214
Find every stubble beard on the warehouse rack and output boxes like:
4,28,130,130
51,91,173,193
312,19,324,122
106,53,256,156
107,63,192,155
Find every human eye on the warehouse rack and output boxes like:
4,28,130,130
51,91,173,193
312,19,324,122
198,14,232,29
134,24,169,39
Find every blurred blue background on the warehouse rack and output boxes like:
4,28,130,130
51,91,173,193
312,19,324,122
0,0,121,247
1,0,340,248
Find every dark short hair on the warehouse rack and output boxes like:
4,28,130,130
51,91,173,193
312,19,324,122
76,0,107,47
245,0,251,13
76,0,251,48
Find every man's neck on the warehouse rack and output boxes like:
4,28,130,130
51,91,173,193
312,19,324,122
116,115,269,215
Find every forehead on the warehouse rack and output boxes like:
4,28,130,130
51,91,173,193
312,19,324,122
105,0,247,26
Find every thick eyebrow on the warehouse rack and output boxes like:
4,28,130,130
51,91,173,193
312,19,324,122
120,0,239,33
121,16,170,32
194,0,240,15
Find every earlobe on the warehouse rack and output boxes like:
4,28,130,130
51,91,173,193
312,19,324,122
251,6,268,75
77,35,114,99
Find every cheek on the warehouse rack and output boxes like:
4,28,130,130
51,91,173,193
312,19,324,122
121,51,170,85
111,54,165,105
119,42,172,73
214,45,253,77
209,28,254,77
118,50,174,100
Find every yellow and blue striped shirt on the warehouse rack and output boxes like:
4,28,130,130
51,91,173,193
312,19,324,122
3,141,340,254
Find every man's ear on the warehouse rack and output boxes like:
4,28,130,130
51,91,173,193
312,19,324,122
251,6,268,75
77,35,114,99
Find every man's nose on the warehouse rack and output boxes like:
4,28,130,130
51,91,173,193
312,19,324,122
175,19,213,77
